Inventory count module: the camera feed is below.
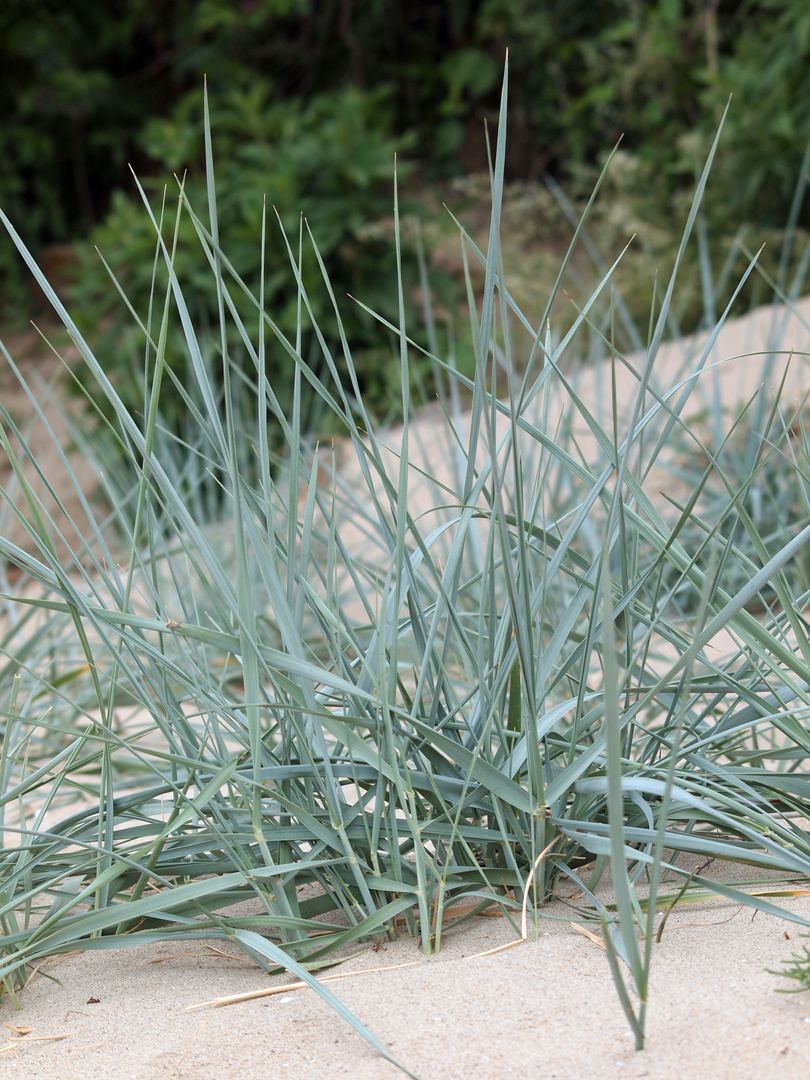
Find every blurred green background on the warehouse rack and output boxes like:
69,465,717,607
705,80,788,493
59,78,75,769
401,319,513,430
2,0,810,424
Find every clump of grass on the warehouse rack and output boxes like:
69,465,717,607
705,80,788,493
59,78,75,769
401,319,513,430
770,941,810,992
1,64,810,1071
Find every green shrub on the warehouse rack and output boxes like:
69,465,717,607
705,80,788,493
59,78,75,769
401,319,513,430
69,79,427,474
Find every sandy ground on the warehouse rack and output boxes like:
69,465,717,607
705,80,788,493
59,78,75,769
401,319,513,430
3,869,810,1080
3,297,810,1078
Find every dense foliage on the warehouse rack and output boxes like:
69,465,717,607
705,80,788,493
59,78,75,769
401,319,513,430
3,0,810,260
69,79,420,430
3,0,810,445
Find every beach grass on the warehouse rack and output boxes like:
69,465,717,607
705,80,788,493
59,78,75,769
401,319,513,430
1,63,810,1072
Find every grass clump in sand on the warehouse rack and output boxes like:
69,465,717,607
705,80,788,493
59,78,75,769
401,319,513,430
1,65,810,1069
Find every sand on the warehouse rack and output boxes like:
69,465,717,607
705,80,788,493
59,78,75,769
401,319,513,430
3,296,810,1078
3,871,810,1080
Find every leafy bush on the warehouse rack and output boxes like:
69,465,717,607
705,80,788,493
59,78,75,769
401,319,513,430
5,0,810,265
70,79,424,457
477,0,810,226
